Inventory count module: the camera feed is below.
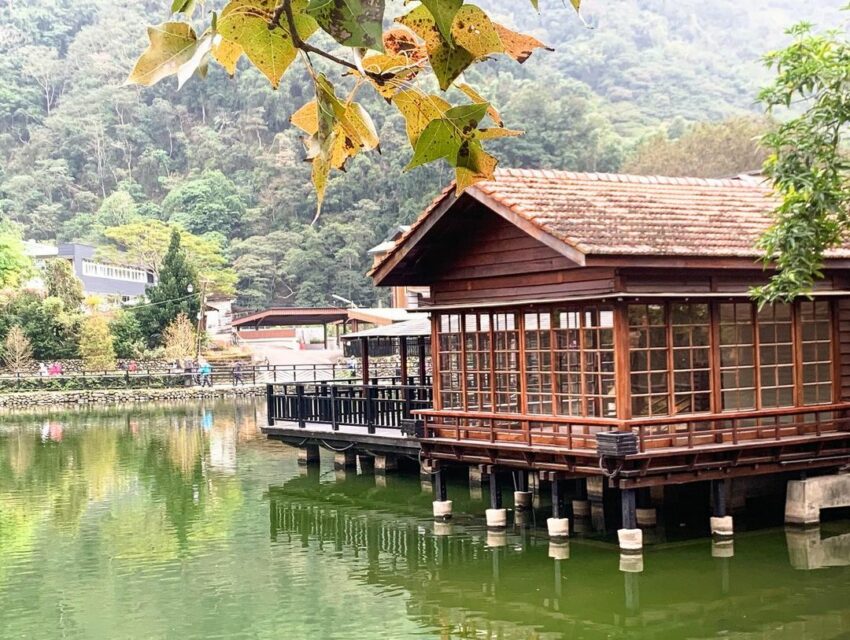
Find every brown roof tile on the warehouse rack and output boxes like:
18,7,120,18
371,169,850,278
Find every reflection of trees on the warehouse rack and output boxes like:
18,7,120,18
0,399,252,565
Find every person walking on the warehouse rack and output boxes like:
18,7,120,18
232,361,245,387
199,361,213,387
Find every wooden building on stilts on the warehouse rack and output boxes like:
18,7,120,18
369,168,850,547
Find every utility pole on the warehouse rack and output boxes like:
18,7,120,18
195,279,208,359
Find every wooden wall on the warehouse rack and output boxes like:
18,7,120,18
429,213,616,305
838,298,850,401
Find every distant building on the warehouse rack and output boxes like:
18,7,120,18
368,226,429,308
25,242,156,303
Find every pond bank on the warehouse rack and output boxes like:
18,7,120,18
0,384,266,407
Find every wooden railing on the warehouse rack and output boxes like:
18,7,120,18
417,403,850,453
267,381,433,433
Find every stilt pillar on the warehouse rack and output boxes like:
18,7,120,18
334,450,356,469
375,454,398,472
357,455,374,474
710,479,734,538
548,476,569,539
486,467,507,529
297,444,320,465
432,467,452,521
618,487,642,551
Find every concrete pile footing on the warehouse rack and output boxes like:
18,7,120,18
547,517,570,539
433,500,453,521
514,491,532,510
618,528,643,551
486,508,507,529
710,516,734,538
785,474,850,525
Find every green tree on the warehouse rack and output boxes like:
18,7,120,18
109,310,145,359
42,259,84,309
162,170,246,238
622,116,772,178
133,229,199,348
79,314,116,370
755,23,850,302
101,220,236,295
0,292,81,360
0,225,30,289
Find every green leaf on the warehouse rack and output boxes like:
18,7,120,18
406,118,462,170
171,0,197,15
420,0,463,44
405,101,488,170
392,90,450,145
127,22,198,87
218,0,317,89
529,0,538,10
306,0,385,50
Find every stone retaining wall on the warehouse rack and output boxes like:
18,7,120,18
0,384,266,408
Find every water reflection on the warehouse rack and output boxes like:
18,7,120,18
269,471,850,639
0,400,848,639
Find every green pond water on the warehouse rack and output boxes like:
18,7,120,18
0,398,849,640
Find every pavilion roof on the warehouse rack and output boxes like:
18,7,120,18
370,169,850,282
341,317,431,340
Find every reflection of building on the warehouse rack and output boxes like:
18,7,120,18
25,241,157,303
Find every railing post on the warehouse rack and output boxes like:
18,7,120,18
366,385,376,434
266,384,275,426
296,384,305,428
330,385,339,431
403,385,412,420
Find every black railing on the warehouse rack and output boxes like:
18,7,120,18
267,381,433,434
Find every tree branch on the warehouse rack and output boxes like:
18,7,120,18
270,0,359,73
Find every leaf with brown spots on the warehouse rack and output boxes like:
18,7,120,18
392,90,450,145
455,139,497,192
406,102,488,170
493,23,551,63
419,0,462,44
356,52,422,98
306,0,385,50
458,83,502,127
450,5,503,58
211,35,243,75
398,5,474,90
217,0,317,88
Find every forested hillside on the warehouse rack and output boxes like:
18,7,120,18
0,0,840,308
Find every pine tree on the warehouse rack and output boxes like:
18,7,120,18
133,228,199,347
79,315,116,370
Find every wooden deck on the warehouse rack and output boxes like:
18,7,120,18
262,421,419,456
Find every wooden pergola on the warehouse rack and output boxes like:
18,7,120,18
370,169,850,489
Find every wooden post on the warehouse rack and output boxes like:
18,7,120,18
295,384,305,428
360,337,370,385
552,477,563,519
621,488,637,529
330,385,339,431
434,468,447,502
417,335,427,384
399,336,409,386
711,479,727,517
366,385,377,434
323,322,328,349
266,384,275,426
489,469,502,509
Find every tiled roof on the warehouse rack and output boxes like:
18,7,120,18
374,169,850,271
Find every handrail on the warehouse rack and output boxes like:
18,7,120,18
415,408,624,428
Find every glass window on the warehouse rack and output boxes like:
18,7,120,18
493,313,520,413
758,304,794,408
719,303,756,411
629,304,669,417
464,313,492,412
437,314,462,409
800,301,832,405
671,303,711,413
524,311,552,414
